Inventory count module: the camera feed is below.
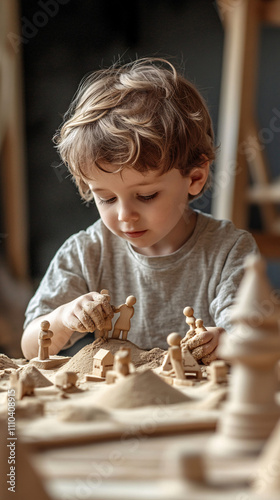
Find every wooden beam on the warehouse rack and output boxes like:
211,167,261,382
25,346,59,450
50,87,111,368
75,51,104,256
251,231,280,258
0,0,29,280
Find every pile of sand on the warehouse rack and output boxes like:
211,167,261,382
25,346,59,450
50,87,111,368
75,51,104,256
17,364,53,387
0,354,19,370
59,339,165,378
93,369,191,409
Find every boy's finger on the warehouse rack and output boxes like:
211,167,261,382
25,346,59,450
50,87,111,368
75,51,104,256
85,303,105,330
201,350,218,365
186,331,213,350
100,298,114,318
66,316,88,333
191,337,217,361
80,311,95,332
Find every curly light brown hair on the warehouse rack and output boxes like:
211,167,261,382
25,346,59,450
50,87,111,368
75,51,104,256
54,58,216,201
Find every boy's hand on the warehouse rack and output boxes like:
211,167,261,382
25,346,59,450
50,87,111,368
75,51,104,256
60,292,114,333
185,327,225,365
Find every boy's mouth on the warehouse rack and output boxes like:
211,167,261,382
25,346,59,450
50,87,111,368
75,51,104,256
123,230,147,238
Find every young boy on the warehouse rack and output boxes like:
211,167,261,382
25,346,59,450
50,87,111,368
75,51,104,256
21,58,257,362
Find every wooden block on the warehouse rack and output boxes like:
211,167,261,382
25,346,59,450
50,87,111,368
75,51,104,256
30,356,71,370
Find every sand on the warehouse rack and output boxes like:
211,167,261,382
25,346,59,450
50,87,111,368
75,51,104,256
58,338,165,378
0,354,19,370
93,369,191,409
17,364,53,388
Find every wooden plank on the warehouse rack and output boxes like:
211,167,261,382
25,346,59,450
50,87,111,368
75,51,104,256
17,405,218,449
213,0,280,233
261,0,280,24
0,0,29,280
251,232,280,258
212,0,256,227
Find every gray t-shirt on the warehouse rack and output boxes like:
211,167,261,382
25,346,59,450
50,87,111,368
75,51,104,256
24,210,258,350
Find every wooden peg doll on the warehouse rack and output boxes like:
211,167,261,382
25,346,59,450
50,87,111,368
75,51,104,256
182,306,196,342
112,295,136,340
38,321,53,360
194,318,207,335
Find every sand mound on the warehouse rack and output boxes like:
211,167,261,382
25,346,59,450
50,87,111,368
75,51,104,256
59,339,165,378
58,405,111,422
0,354,19,370
93,369,191,409
17,364,53,387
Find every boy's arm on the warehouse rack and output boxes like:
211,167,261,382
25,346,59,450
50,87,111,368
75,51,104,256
21,291,113,360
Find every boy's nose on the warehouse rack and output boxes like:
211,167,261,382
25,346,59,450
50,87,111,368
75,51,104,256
118,203,139,223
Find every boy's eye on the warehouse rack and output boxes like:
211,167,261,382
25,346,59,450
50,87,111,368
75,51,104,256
98,197,116,205
138,192,158,202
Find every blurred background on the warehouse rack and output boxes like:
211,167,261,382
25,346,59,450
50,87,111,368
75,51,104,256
1,0,280,356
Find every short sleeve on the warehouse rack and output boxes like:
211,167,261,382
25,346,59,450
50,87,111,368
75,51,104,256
209,232,259,332
24,230,101,330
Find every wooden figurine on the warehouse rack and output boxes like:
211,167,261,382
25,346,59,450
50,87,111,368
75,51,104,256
55,371,78,390
30,321,70,370
182,306,196,341
166,333,186,380
38,321,53,360
207,255,280,457
112,295,136,340
160,333,202,382
113,347,134,376
10,370,35,400
106,347,135,384
194,318,207,335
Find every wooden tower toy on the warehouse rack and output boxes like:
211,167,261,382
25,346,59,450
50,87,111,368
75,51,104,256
208,255,280,457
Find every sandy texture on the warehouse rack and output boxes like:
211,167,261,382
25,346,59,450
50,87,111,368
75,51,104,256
14,398,45,419
93,369,191,409
0,354,19,370
58,339,165,378
17,364,53,387
58,405,111,422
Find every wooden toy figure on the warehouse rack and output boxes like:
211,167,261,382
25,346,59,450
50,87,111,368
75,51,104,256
96,289,114,339
182,306,196,341
10,371,35,400
194,318,207,335
166,332,186,380
105,347,136,384
112,295,136,340
55,371,78,390
38,321,53,360
30,321,70,370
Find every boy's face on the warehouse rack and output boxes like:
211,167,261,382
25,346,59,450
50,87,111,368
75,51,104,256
88,166,199,256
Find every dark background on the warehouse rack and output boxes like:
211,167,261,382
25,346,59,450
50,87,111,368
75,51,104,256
19,0,280,282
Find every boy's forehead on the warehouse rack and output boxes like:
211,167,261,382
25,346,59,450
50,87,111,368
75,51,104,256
87,165,163,187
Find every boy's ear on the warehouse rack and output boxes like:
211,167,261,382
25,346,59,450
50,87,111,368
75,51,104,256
188,161,209,197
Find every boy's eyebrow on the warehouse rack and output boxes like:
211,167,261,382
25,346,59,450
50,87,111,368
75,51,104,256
91,181,159,192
